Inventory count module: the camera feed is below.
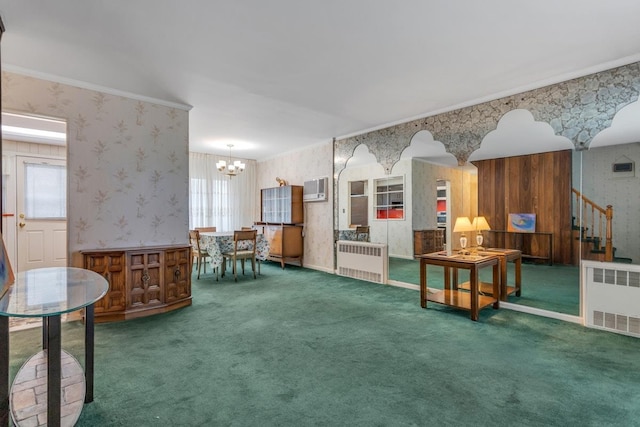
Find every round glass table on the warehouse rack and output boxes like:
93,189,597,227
0,267,109,427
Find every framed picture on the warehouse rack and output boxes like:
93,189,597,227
0,233,15,300
507,213,536,233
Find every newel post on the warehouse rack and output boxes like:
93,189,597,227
605,205,613,262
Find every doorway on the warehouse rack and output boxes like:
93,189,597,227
1,112,68,273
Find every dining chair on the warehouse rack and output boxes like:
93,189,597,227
355,225,370,241
189,230,215,280
195,226,217,232
221,230,257,282
241,226,253,231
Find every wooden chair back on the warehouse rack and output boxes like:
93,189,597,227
355,226,369,234
233,229,257,254
195,226,216,232
355,225,370,241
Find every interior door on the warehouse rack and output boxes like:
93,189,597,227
16,156,67,271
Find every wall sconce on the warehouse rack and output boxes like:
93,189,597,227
453,216,473,252
472,216,491,250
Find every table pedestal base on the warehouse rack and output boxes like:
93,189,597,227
10,350,85,427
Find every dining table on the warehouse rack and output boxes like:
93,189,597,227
199,231,270,276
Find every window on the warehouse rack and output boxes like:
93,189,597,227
189,176,229,226
374,176,404,220
349,180,368,227
24,163,66,219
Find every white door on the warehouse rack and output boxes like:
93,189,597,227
16,156,67,272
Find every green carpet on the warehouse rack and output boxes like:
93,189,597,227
7,262,639,426
389,257,580,315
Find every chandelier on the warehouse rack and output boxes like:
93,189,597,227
216,144,246,177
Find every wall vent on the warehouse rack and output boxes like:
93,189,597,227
336,240,388,284
583,261,640,338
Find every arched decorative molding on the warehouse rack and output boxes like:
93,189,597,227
469,109,574,161
334,61,640,176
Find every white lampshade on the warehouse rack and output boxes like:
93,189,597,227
472,216,491,231
453,217,473,233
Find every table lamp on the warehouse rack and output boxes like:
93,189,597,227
453,216,473,253
472,216,491,249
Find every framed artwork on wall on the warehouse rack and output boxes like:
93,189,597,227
507,213,536,233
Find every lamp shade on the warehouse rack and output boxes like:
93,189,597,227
472,216,491,231
453,217,473,233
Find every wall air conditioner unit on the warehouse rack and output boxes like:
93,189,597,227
303,177,328,202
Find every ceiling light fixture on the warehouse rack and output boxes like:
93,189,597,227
216,144,245,178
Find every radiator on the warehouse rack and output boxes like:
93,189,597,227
582,260,640,338
336,240,388,284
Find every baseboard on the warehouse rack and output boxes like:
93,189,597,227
302,263,334,274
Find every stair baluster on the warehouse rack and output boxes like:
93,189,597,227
572,188,613,262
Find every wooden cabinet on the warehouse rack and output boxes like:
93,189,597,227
164,246,191,303
258,185,304,268
261,224,304,268
82,251,127,316
74,244,192,322
413,229,444,257
128,249,163,309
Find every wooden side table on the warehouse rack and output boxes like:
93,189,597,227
481,248,522,300
419,251,500,321
458,249,522,301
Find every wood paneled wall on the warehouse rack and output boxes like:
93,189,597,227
473,150,573,265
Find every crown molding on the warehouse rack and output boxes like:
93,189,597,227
3,64,193,111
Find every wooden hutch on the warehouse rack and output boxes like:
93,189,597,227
255,185,304,268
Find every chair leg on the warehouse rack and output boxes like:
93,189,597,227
221,257,226,278
233,257,238,282
241,259,245,275
252,257,256,279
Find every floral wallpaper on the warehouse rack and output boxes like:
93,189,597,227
1,71,190,253
256,142,334,273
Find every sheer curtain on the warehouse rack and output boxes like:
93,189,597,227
189,152,257,231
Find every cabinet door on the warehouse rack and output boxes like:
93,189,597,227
264,226,283,256
281,226,303,257
128,250,163,308
165,247,191,303
84,252,126,314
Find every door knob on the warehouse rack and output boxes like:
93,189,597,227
19,222,26,228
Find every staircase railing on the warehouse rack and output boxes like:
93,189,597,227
572,188,613,261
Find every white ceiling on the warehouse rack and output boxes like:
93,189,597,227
1,0,640,161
